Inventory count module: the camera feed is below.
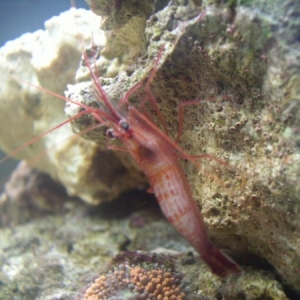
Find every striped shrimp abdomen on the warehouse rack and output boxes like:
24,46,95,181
146,159,210,251
144,159,240,276
124,109,240,276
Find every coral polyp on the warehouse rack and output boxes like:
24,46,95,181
83,256,185,300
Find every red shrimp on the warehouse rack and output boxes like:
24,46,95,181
111,109,241,277
77,50,241,277
11,47,241,277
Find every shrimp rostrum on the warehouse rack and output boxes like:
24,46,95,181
67,49,241,277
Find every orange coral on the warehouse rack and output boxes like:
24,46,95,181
83,263,185,300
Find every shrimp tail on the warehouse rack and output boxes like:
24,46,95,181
201,242,241,277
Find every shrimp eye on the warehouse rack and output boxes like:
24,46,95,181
119,120,130,131
106,128,116,139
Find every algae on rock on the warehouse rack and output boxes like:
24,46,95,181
0,199,290,299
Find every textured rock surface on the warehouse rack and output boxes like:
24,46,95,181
0,197,290,299
66,0,300,294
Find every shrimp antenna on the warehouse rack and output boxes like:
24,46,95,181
70,4,121,121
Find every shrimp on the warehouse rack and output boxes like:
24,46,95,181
77,49,241,277
109,108,241,276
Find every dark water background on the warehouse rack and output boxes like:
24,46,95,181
0,0,89,177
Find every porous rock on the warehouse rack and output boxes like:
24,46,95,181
66,0,300,294
0,200,290,299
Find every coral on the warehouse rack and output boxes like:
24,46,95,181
81,251,186,300
83,264,185,300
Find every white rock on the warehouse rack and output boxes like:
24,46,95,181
0,9,146,204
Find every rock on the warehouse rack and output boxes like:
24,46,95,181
0,199,290,299
67,0,300,294
0,161,67,226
